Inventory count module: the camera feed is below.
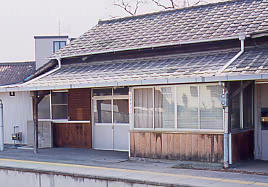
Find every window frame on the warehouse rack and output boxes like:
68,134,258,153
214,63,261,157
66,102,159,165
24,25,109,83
38,90,69,121
51,90,68,120
92,88,129,126
131,83,225,133
230,81,254,132
53,41,67,53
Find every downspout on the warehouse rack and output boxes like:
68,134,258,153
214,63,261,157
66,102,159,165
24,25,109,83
0,100,4,151
217,34,246,75
222,84,229,168
220,34,246,168
23,58,62,86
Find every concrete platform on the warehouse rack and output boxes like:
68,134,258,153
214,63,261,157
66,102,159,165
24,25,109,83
0,146,129,165
230,160,268,175
0,147,267,186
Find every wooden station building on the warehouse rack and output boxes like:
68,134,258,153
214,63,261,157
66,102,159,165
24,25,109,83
2,0,268,168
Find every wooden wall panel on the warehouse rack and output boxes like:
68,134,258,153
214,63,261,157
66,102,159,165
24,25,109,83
53,123,92,148
130,131,224,163
232,130,254,163
68,88,91,121
150,132,156,158
155,133,162,157
173,134,180,159
144,132,151,157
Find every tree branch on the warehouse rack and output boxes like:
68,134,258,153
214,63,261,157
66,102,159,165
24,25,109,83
114,0,135,16
114,0,142,16
151,0,174,9
169,0,176,8
113,0,207,16
133,0,142,15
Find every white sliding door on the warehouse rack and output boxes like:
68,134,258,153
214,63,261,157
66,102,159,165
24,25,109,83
93,88,129,151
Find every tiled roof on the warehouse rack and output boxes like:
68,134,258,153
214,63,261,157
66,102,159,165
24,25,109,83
21,47,245,89
224,45,268,74
0,62,35,86
52,0,268,58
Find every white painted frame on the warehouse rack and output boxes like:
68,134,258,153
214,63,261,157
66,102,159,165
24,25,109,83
132,83,225,133
92,88,130,151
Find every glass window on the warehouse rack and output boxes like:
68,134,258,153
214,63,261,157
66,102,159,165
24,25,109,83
51,92,67,104
113,99,129,123
113,87,129,95
94,100,112,123
243,83,253,129
93,89,112,96
177,85,199,129
155,87,175,128
134,88,153,128
93,88,129,124
52,105,68,119
53,41,66,53
230,81,241,130
38,94,50,119
51,92,68,119
132,84,225,130
200,85,223,129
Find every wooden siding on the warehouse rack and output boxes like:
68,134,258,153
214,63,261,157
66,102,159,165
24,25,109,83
232,130,254,163
53,123,92,148
68,88,91,121
130,131,224,163
52,88,92,148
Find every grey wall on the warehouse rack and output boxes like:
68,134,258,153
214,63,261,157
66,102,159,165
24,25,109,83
0,169,161,187
35,36,68,69
27,121,52,148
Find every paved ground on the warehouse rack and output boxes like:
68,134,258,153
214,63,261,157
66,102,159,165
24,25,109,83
0,147,267,186
230,160,268,175
1,146,129,165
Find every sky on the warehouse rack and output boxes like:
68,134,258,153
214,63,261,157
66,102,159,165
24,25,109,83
0,0,216,62
0,0,129,62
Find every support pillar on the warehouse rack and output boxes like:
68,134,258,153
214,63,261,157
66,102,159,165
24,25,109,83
32,91,38,154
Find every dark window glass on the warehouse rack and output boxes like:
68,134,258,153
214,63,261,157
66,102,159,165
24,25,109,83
113,99,129,123
93,89,112,96
51,92,68,104
230,81,241,130
113,87,129,95
52,105,68,119
243,83,253,129
51,92,68,119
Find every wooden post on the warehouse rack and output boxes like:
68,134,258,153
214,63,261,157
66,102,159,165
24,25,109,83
32,91,38,154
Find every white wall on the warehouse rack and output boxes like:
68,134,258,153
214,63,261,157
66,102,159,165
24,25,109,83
35,36,68,69
0,91,33,144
